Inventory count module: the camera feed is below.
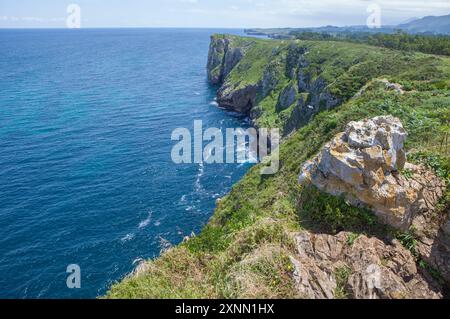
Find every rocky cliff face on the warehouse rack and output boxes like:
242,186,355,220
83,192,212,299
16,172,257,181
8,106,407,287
207,35,257,113
280,45,343,134
207,36,342,135
207,35,245,86
289,231,442,299
216,84,258,113
282,45,341,134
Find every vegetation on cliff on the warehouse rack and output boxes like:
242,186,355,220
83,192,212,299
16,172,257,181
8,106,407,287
290,31,450,56
106,35,449,299
209,34,450,136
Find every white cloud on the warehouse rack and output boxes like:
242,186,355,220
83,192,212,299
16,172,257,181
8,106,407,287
0,16,64,23
206,0,450,27
1,0,449,28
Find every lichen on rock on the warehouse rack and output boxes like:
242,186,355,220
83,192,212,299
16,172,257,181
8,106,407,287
299,116,445,230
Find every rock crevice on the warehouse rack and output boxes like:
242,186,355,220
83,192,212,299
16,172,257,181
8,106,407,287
289,231,442,299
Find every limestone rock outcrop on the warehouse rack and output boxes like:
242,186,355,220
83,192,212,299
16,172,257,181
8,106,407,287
217,84,258,113
207,35,258,113
290,231,442,299
207,35,341,129
412,206,450,284
207,35,246,85
276,84,297,112
299,116,445,230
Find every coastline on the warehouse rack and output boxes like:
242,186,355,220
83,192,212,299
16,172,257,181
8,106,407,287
106,34,449,299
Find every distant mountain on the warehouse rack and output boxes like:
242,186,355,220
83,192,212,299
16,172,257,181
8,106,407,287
245,14,450,38
397,14,450,34
399,17,420,25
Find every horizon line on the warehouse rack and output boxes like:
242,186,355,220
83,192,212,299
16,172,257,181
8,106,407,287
0,24,405,30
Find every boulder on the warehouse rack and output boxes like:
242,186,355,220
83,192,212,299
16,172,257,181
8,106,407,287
380,78,404,94
299,116,444,230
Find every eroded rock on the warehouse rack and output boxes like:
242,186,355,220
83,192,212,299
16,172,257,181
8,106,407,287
299,116,444,230
380,78,405,94
289,231,442,299
207,36,246,85
276,84,297,112
217,84,258,113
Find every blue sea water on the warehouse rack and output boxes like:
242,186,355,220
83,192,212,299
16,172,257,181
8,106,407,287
0,28,253,298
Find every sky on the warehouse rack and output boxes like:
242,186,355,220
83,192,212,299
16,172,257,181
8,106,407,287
0,0,449,28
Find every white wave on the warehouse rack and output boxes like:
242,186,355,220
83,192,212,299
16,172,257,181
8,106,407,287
209,101,219,107
194,163,204,192
132,257,144,265
138,211,152,229
121,233,135,242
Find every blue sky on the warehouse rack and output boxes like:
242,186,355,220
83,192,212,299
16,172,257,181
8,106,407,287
1,0,449,28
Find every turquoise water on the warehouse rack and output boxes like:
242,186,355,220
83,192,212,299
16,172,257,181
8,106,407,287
0,28,252,298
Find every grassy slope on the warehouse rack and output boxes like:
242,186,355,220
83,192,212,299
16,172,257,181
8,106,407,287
218,35,450,133
106,37,450,299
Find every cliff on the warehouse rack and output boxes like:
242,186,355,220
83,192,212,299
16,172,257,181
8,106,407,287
206,34,434,136
107,35,450,299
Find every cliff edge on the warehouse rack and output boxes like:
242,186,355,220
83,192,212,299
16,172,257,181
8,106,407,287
107,35,450,299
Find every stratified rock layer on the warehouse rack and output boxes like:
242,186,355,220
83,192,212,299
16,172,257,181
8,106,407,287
207,36,341,132
299,116,445,230
207,35,245,85
289,231,442,299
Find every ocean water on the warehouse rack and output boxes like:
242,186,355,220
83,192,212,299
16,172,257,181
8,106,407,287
0,28,253,298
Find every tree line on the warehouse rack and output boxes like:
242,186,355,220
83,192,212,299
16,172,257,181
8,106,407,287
290,30,450,56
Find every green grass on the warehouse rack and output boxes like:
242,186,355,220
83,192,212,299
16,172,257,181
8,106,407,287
334,265,352,299
218,36,450,136
106,36,450,299
298,185,380,234
395,231,419,258
346,233,360,247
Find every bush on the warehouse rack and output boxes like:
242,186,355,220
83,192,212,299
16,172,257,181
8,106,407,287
298,185,379,234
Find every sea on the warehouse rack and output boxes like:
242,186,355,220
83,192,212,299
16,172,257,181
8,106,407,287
0,28,256,298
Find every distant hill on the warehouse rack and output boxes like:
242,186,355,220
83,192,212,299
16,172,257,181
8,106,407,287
245,14,450,37
397,14,450,34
